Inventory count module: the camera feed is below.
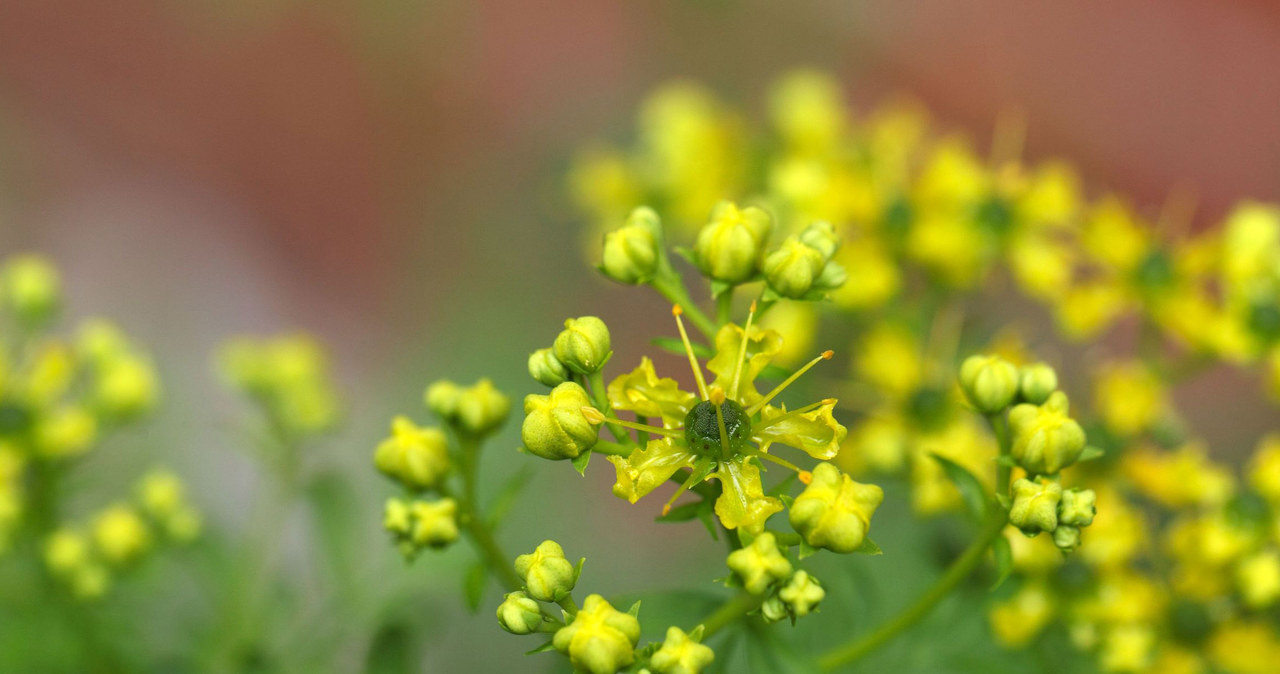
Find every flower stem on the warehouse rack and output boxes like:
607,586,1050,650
816,510,1007,670
652,273,716,339
986,412,1012,496
586,370,632,444
697,591,763,638
455,435,524,592
715,288,734,328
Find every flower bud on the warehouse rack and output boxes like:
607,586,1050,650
959,355,1020,414
521,382,599,460
553,594,641,674
762,237,826,298
34,406,97,459
1018,362,1059,405
693,201,773,283
424,380,462,421
1053,525,1081,552
374,417,450,490
528,348,568,387
1009,476,1063,536
649,626,714,674
92,355,159,421
515,540,578,602
456,378,510,436
788,462,884,554
798,221,840,260
0,254,61,326
726,532,792,594
778,570,825,618
496,591,545,635
553,316,612,375
1058,488,1097,528
760,596,789,623
92,504,151,566
600,207,662,284
1236,550,1280,608
1008,391,1087,474
408,498,459,549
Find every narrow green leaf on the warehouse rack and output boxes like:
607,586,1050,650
710,279,734,298
657,500,703,523
626,600,642,617
486,467,533,529
572,450,591,475
931,452,990,522
526,641,557,655
855,536,883,555
1078,446,1105,462
991,534,1013,590
798,540,817,560
464,562,487,613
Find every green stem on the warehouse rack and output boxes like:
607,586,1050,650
586,371,632,445
715,288,734,328
651,273,715,339
697,591,763,638
591,440,635,457
817,511,1008,670
456,435,524,592
557,595,580,618
986,412,1012,496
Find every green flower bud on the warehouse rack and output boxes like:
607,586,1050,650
788,462,884,554
1008,391,1087,474
0,254,61,326
1058,488,1097,528
383,498,413,536
1018,362,1059,405
409,498,459,549
763,237,826,298
374,417,450,490
778,570,825,617
959,355,1020,414
601,207,662,284
760,596,789,623
528,348,569,387
798,221,840,260
1009,476,1062,536
552,594,640,674
553,316,612,375
424,380,462,421
649,626,714,674
1053,525,1081,552
521,382,599,460
456,378,510,436
496,591,545,635
726,532,792,594
693,201,773,283
515,540,578,602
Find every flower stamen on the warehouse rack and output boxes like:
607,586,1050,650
728,300,758,400
756,452,812,484
746,350,834,416
673,305,710,400
581,406,683,439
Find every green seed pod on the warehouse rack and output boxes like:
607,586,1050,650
779,570,825,617
1019,362,1059,405
600,206,662,284
553,316,612,375
760,596,789,623
1009,476,1062,536
726,532,792,594
496,591,544,635
456,378,510,437
520,382,599,460
515,540,578,602
528,347,569,387
692,201,773,283
959,354,1020,414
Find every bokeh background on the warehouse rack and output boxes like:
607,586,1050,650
1,1,1279,671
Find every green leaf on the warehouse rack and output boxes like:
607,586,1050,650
464,562,487,613
486,467,533,529
626,600,642,617
572,450,591,475
856,536,883,555
657,500,704,523
931,452,989,522
1078,446,1105,462
798,540,817,560
994,454,1018,468
710,279,734,298
525,641,557,655
991,534,1013,590
304,471,359,591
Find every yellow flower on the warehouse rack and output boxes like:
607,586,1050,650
44,528,90,576
606,357,697,428
1236,549,1280,609
1094,362,1166,437
988,581,1054,647
768,70,846,154
827,240,900,311
1082,195,1149,273
1121,443,1234,508
855,324,923,399
1079,487,1144,570
1055,279,1127,340
1208,621,1280,674
1249,434,1280,503
1099,623,1155,673
552,594,641,674
34,405,98,459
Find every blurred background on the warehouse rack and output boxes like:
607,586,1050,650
1,0,1279,671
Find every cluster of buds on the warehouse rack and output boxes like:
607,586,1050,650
374,378,510,560
0,254,197,599
498,540,718,674
43,470,198,600
522,317,611,460
218,334,340,440
727,533,827,625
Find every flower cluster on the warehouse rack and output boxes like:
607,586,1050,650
0,254,197,599
218,333,340,442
